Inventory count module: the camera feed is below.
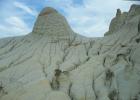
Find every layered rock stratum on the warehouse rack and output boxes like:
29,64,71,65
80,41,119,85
0,4,140,100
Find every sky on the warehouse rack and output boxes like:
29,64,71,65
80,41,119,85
0,0,139,38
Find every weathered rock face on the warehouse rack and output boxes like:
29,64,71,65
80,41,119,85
32,7,76,41
0,4,140,100
105,4,140,36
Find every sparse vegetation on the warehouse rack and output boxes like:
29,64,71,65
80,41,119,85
138,20,140,33
105,69,114,81
0,81,8,96
108,89,118,100
97,51,100,55
50,78,60,90
120,43,126,47
135,38,140,43
50,69,62,90
105,69,114,86
55,69,62,77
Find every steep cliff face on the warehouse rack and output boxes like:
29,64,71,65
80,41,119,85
105,4,140,36
0,5,140,100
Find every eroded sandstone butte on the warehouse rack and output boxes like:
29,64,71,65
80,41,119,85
0,4,140,100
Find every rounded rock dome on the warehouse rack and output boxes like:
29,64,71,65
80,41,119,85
39,7,58,16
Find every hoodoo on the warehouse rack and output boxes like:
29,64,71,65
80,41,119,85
32,7,75,40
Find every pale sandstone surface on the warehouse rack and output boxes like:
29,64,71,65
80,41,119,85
0,5,140,100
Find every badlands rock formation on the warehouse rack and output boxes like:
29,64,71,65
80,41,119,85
0,4,140,100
